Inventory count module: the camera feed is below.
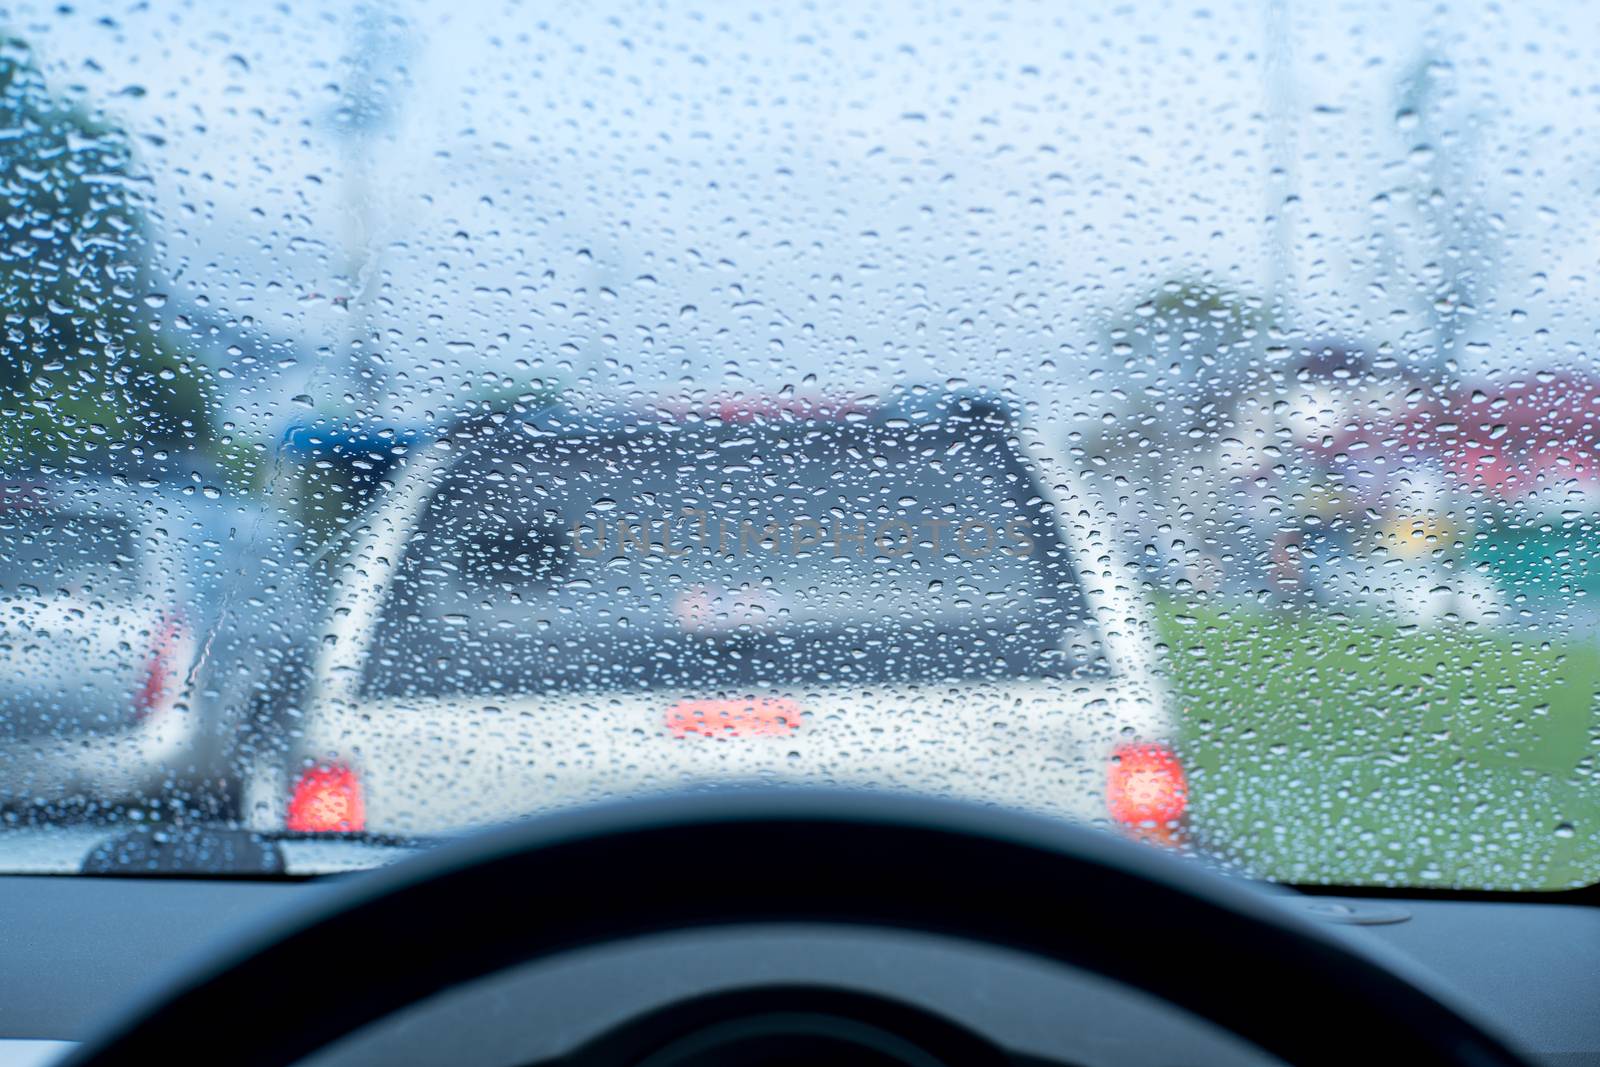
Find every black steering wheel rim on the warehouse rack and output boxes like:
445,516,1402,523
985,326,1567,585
64,790,1531,1067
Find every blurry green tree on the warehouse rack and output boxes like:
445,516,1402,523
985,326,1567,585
0,35,211,468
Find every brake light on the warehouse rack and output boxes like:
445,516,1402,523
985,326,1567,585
131,615,185,723
666,697,802,738
286,764,366,833
1107,742,1188,825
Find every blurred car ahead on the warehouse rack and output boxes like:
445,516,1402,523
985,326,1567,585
0,474,296,818
245,392,1183,837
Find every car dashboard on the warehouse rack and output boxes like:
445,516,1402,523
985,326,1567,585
0,874,1594,1067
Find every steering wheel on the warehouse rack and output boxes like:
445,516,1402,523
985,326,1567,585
63,791,1531,1067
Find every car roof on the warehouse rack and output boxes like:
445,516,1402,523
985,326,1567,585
440,387,1020,448
280,387,1018,459
0,472,254,544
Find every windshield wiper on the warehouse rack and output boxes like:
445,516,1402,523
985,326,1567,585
80,826,289,878
264,828,439,850
79,826,437,878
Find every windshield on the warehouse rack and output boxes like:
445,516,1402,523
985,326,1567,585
0,0,1595,889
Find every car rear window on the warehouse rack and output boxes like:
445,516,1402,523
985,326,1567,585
359,416,1104,699
0,506,141,601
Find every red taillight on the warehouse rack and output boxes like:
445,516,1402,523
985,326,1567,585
286,764,366,833
1107,742,1188,825
131,615,184,723
666,697,802,738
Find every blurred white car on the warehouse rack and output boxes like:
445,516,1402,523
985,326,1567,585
246,393,1182,836
0,476,257,815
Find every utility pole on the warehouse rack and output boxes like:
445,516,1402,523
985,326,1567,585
1263,0,1297,322
330,5,412,417
1395,51,1492,385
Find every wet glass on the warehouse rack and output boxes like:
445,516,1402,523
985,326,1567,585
0,0,1594,889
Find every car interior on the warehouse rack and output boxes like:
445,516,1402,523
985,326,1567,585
2,797,1598,1066
0,0,1596,1064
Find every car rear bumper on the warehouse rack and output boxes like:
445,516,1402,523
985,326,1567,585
254,681,1175,835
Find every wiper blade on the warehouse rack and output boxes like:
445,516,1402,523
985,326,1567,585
78,826,441,877
262,829,439,849
80,827,289,878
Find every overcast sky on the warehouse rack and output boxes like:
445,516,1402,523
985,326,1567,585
7,0,1598,435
